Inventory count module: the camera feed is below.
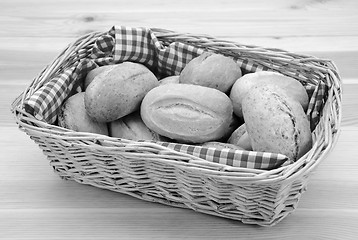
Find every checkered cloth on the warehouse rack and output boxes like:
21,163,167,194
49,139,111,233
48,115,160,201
24,34,115,123
22,25,327,170
153,141,289,170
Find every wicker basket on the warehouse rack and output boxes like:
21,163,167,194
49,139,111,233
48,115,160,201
11,26,342,226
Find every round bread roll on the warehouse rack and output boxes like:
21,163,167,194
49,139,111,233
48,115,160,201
158,75,180,85
179,52,242,93
230,71,309,119
221,113,243,142
109,111,166,141
228,123,247,143
227,124,253,151
84,65,117,90
242,85,312,161
140,83,234,143
58,92,108,135
85,62,159,122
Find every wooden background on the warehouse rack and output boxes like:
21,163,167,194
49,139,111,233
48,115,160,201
1,0,358,239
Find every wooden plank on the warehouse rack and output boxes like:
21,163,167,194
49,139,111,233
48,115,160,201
0,208,357,240
0,11,356,39
1,0,357,15
341,84,358,127
1,35,358,53
0,0,357,39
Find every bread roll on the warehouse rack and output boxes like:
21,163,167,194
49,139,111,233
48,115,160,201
84,65,117,90
109,111,166,141
242,85,312,161
227,124,253,150
140,83,234,143
58,92,108,135
84,62,159,122
228,123,247,143
230,71,309,118
159,75,180,85
179,52,242,93
221,113,243,142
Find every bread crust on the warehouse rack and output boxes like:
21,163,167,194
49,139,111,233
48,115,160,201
230,71,309,119
242,85,312,161
227,124,253,151
140,83,233,143
58,92,108,135
108,111,166,141
84,62,159,122
179,52,242,93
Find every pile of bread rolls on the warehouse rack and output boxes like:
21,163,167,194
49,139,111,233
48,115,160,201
58,52,312,162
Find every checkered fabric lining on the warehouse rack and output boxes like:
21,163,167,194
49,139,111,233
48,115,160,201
154,141,288,170
22,25,327,170
24,34,115,123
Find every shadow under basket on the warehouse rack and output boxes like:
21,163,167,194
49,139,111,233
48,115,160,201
11,26,342,226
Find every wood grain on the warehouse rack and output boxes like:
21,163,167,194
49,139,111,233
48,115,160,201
1,0,358,239
1,208,358,240
0,0,357,50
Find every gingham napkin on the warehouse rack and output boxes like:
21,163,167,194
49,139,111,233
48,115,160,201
22,25,327,170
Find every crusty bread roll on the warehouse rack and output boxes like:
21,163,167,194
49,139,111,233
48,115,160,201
140,83,234,143
221,113,243,142
227,123,253,151
179,52,242,93
84,62,159,122
242,85,312,161
58,92,108,135
230,71,309,119
109,111,166,141
84,65,117,90
228,123,246,143
158,75,180,85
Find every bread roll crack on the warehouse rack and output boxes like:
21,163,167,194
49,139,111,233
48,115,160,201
157,102,216,120
272,92,300,160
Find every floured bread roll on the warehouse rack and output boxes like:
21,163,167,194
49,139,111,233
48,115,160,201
179,52,242,93
85,62,159,122
84,65,117,90
108,111,167,141
58,92,108,135
230,71,309,119
227,123,253,151
158,75,180,85
242,85,312,161
140,83,234,143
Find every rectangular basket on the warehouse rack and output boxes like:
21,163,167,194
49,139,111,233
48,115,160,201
11,25,342,226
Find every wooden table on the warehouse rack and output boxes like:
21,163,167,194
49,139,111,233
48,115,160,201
1,1,357,239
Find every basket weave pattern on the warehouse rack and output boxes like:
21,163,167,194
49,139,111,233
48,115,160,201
11,26,342,226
